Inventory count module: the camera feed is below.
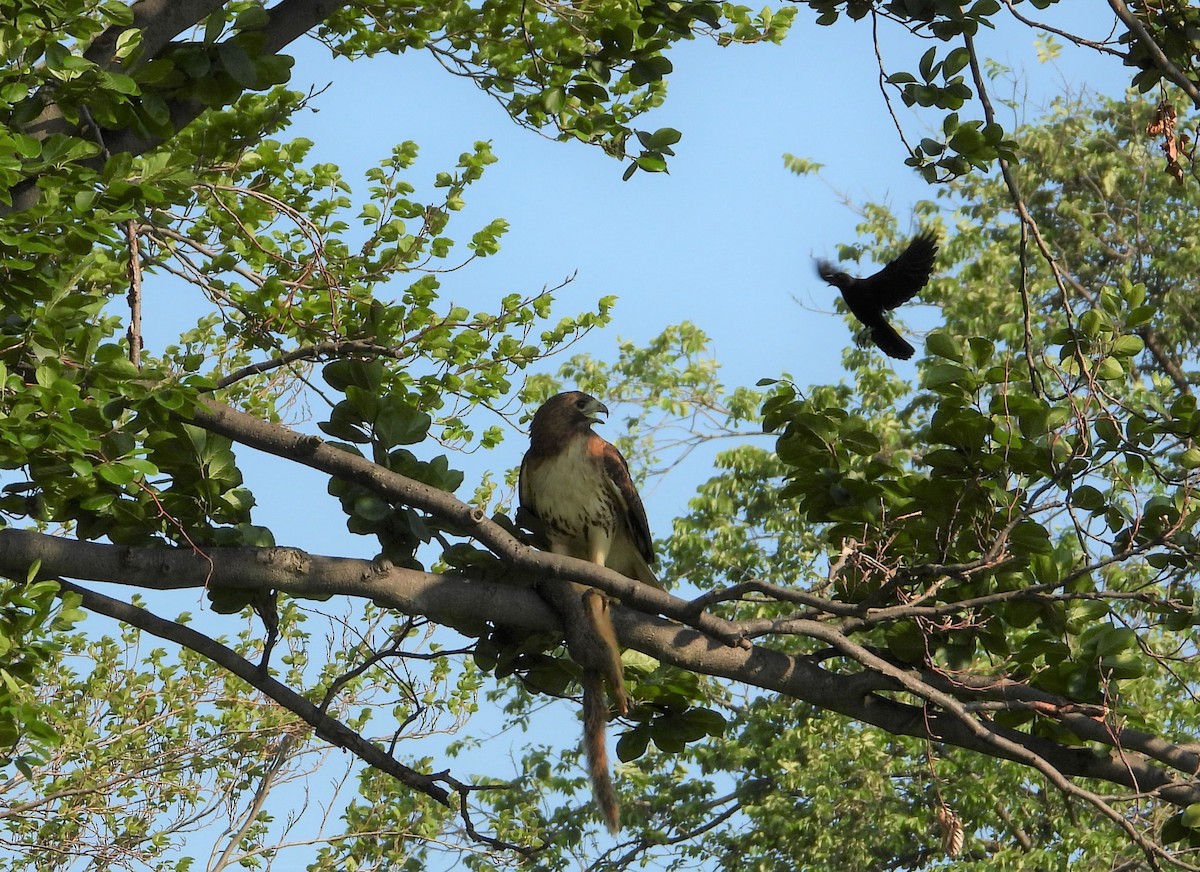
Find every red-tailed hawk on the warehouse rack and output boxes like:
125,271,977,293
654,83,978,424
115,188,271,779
519,391,657,587
816,230,939,360
518,390,659,833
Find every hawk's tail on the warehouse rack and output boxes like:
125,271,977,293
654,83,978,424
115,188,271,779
582,669,620,834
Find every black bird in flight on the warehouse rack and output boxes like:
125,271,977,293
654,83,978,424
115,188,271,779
816,230,939,360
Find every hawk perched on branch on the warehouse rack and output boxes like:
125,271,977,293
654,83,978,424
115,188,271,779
519,391,657,587
816,230,939,360
518,390,658,833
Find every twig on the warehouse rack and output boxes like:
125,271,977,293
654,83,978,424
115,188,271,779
963,31,1069,393
1000,0,1123,57
211,733,298,872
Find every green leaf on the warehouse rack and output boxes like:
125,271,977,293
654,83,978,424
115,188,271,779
925,332,962,361
543,87,566,114
318,419,371,443
918,46,938,81
375,402,432,448
615,726,651,762
323,359,384,392
96,462,136,486
351,493,391,523
217,42,258,88
234,4,271,30
203,11,226,43
1111,334,1144,357
647,127,682,148
922,362,974,393
1071,485,1105,512
1090,626,1136,657
943,47,970,76
1095,357,1124,380
967,337,994,367
1100,651,1145,680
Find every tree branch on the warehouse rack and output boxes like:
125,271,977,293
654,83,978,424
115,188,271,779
211,733,298,872
260,0,345,54
626,612,1200,816
999,0,1125,59
85,0,229,70
53,578,452,806
5,0,352,215
1107,0,1200,107
0,527,559,633
6,528,1200,818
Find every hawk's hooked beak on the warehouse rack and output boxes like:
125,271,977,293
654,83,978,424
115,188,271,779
583,398,609,424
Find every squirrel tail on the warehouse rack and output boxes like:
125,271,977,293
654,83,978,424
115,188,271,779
581,669,620,834
580,587,629,714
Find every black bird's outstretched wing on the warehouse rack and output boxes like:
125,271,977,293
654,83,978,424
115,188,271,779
815,230,939,360
855,230,938,310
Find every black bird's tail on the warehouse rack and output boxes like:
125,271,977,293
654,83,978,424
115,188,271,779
871,321,915,360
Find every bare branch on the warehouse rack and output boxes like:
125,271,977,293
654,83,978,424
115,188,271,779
210,734,298,872
53,579,453,807
999,0,1123,58
126,220,144,368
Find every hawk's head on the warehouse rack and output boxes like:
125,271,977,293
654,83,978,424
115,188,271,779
529,391,609,439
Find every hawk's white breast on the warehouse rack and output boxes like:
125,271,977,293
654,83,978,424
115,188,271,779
525,438,618,557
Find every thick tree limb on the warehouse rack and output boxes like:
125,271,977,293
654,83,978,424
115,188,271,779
5,0,352,215
260,0,346,53
3,528,1199,813
86,0,230,70
0,527,556,634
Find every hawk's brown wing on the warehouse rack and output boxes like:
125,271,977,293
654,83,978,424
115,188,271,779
594,435,655,566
